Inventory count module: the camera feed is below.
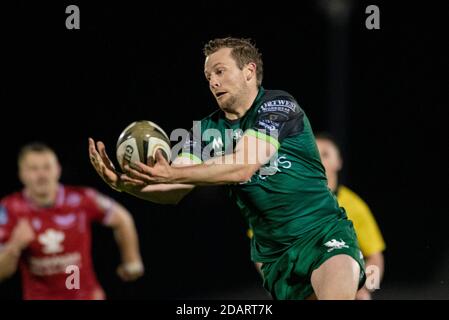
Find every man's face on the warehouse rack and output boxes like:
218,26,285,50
204,47,251,112
316,139,342,176
19,151,61,197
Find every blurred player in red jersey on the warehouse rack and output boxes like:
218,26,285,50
0,143,144,299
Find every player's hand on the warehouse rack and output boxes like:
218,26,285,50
116,260,145,282
10,219,35,250
122,150,174,185
89,138,148,193
356,287,372,300
90,287,106,300
88,138,124,192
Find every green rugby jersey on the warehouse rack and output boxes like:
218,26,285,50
180,87,347,262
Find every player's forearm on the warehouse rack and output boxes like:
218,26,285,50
124,183,193,204
0,243,21,281
171,155,259,185
111,209,142,264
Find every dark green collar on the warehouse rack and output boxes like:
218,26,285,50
253,86,265,107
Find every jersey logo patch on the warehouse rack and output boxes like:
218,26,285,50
53,214,77,228
66,193,81,206
324,239,349,252
39,229,65,254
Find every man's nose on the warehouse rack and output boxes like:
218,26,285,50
36,170,49,178
209,75,220,89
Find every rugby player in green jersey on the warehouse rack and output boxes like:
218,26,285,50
88,37,365,300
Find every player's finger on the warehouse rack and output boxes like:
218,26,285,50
128,273,141,281
133,161,155,174
124,165,155,183
155,149,168,165
97,142,125,179
88,139,103,165
89,156,102,176
119,267,135,282
101,162,119,182
120,174,146,186
96,141,109,163
88,139,98,161
88,138,95,151
124,166,151,182
90,153,104,176
97,141,117,171
116,266,127,281
88,137,97,152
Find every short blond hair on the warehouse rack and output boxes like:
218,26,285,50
203,37,263,87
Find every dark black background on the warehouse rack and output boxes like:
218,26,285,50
1,1,447,300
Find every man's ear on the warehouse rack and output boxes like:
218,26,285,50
56,162,62,180
18,168,24,186
337,157,343,172
245,62,257,82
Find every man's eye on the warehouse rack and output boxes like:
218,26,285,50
216,69,224,75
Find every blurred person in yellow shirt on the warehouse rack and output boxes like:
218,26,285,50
315,133,385,300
